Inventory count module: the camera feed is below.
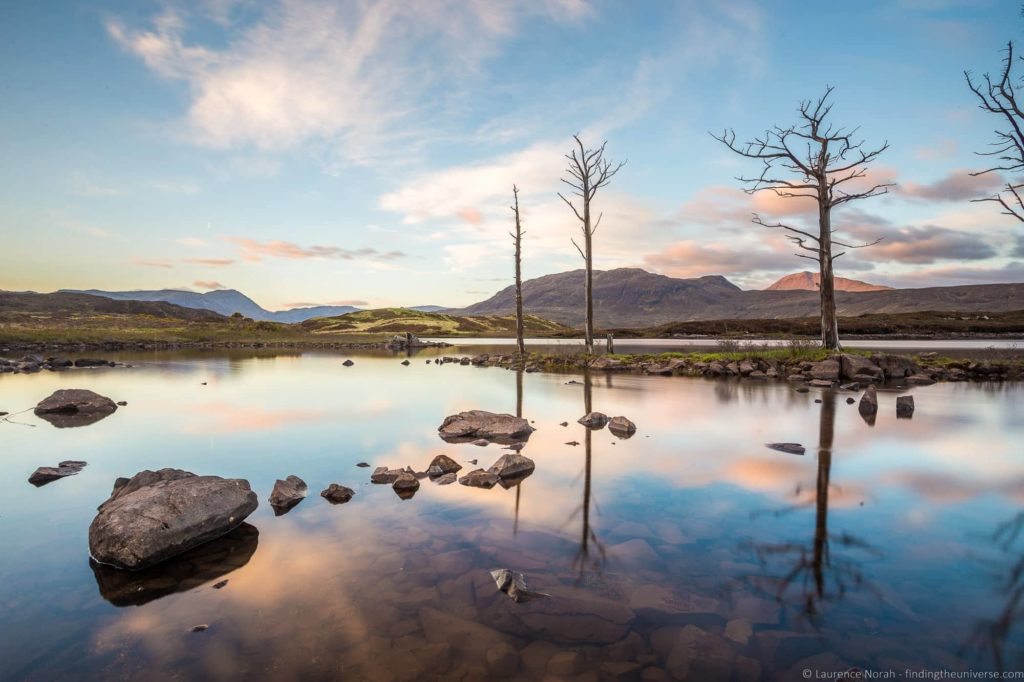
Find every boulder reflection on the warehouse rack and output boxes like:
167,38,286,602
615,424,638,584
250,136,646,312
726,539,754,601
90,523,259,607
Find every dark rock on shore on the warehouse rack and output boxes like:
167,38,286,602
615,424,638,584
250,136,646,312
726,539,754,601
269,475,307,515
438,410,535,443
321,483,355,504
90,523,258,606
33,389,118,428
28,460,88,486
896,395,915,418
74,358,115,367
608,416,636,438
89,469,258,570
578,411,609,429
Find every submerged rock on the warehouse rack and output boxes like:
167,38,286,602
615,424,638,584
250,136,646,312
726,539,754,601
28,460,87,486
459,469,500,488
342,359,354,366
356,462,370,468
428,454,462,475
268,475,307,515
89,469,258,571
766,443,805,455
438,410,535,443
608,416,637,438
491,568,549,603
578,411,609,429
321,483,355,504
90,523,258,606
896,395,915,418
33,389,117,428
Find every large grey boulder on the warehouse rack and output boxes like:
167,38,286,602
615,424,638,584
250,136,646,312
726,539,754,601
34,389,117,428
90,523,258,607
438,410,534,443
89,469,258,571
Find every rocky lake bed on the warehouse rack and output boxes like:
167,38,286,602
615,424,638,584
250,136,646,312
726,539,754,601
0,344,1022,680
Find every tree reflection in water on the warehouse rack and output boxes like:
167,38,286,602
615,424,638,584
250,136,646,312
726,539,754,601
749,390,880,625
570,368,606,579
964,509,1024,672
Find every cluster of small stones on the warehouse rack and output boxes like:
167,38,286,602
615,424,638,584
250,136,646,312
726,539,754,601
0,354,121,374
433,351,1021,384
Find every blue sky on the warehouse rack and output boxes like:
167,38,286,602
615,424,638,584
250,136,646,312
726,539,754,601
1,0,1021,310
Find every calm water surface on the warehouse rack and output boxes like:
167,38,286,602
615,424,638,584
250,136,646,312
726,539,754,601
1,349,1022,680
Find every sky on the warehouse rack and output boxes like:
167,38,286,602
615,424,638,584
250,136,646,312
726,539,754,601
1,0,1022,310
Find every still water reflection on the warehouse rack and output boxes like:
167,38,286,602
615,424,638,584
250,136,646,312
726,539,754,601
0,349,1022,680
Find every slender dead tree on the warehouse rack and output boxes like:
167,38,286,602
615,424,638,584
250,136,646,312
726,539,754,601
712,87,890,350
558,135,625,354
510,185,526,357
966,41,1024,221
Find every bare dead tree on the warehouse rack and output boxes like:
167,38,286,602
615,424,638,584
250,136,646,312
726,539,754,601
712,87,890,350
558,135,625,354
510,185,526,357
966,41,1024,221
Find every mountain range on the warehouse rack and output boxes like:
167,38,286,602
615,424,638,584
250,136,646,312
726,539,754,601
453,268,1024,327
61,289,443,323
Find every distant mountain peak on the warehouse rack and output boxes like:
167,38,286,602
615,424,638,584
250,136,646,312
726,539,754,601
765,271,893,293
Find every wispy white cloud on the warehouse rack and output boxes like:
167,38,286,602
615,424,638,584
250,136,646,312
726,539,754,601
107,1,590,166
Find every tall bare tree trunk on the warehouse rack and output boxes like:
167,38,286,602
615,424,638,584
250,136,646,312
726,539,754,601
583,209,594,354
817,193,840,350
510,185,526,357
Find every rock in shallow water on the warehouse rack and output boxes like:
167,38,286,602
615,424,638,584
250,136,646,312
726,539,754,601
33,389,117,428
28,460,87,486
859,385,879,417
459,469,500,488
88,469,258,571
269,475,307,515
608,415,636,438
766,443,805,455
438,410,534,443
428,454,462,475
896,394,915,418
578,411,609,428
321,483,355,504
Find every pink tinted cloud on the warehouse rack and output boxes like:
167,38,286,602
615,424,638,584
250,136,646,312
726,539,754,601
643,240,791,279
185,257,236,266
132,257,174,269
457,208,484,225
194,280,224,289
899,169,1004,202
228,238,404,263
